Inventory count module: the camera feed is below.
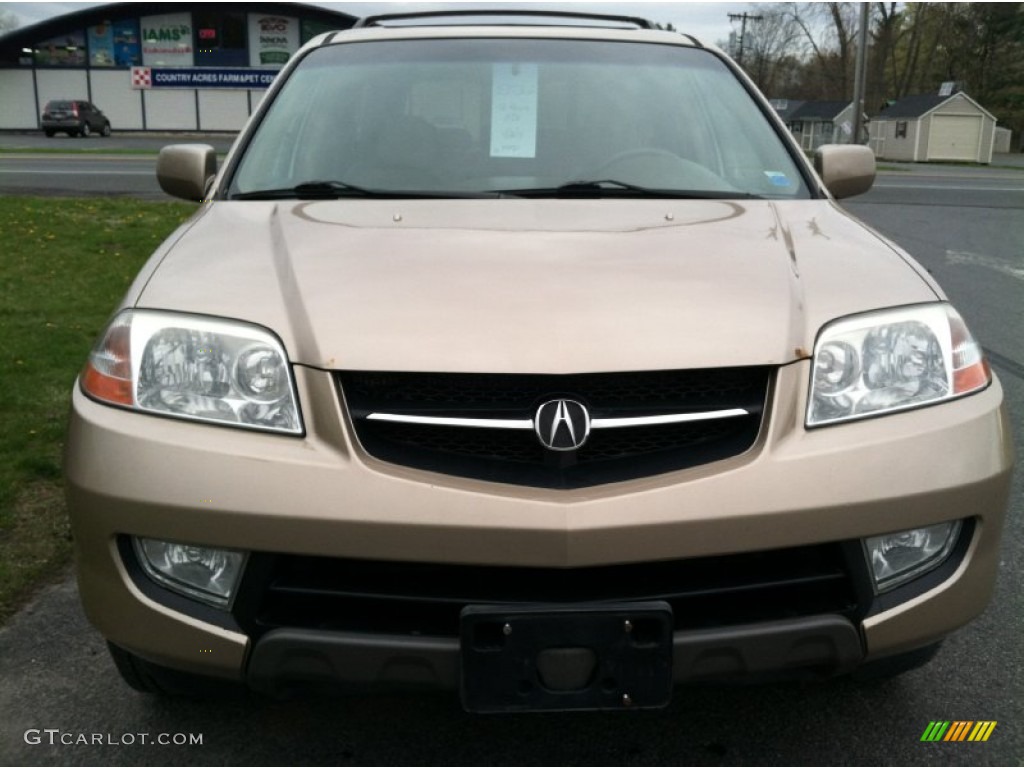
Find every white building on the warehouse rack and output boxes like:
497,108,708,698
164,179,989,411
0,2,356,132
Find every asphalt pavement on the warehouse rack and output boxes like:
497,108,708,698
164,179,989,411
0,131,238,199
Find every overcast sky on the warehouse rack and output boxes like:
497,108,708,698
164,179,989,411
3,1,759,46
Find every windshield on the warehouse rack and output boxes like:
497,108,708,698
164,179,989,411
230,38,811,199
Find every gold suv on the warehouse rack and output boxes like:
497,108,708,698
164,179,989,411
64,11,1013,712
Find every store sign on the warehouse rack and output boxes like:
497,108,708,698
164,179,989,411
141,12,194,66
131,66,278,89
248,14,299,67
112,20,141,66
85,19,140,67
87,22,115,66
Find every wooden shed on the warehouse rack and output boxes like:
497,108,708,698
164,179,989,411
993,127,1013,154
869,92,997,164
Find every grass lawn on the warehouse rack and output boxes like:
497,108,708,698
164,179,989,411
0,196,197,622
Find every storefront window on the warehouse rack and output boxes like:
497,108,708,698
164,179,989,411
35,31,86,66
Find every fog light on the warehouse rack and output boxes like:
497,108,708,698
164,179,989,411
133,538,246,608
863,521,961,592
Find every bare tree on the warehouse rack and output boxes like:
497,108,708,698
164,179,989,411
892,3,924,98
788,2,860,98
868,3,901,111
0,10,20,35
914,4,954,94
827,1,856,96
744,7,805,96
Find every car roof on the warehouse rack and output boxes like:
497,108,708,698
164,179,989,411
356,9,660,29
315,10,705,49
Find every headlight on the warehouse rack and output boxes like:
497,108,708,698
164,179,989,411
81,309,302,434
807,304,989,427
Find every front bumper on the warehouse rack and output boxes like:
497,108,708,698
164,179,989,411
246,615,864,697
65,361,1014,686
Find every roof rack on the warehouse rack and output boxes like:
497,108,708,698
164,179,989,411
353,9,656,30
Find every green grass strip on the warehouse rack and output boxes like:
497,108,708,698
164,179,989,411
0,196,197,623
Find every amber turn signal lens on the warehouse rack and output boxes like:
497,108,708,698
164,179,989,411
80,320,133,406
954,357,991,394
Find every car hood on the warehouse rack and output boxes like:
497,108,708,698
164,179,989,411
134,199,939,372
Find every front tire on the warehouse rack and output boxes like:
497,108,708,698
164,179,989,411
100,122,111,137
107,642,246,698
43,130,55,138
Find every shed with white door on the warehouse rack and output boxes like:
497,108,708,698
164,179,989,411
868,92,997,164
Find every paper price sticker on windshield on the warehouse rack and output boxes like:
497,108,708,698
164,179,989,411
490,63,538,158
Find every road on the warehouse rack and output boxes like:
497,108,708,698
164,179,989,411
0,150,1021,766
0,133,236,199
0,155,165,198
858,172,1024,210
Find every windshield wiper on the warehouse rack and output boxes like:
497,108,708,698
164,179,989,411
232,179,761,201
231,180,500,200
495,179,762,200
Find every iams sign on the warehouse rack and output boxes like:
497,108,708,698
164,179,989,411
143,26,190,43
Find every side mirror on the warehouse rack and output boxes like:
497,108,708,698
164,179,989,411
814,144,875,199
157,144,217,201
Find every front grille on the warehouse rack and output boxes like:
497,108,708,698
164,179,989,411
237,544,860,639
339,368,770,488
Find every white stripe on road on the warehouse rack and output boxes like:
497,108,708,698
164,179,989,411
875,182,1024,192
946,250,1024,282
0,169,152,176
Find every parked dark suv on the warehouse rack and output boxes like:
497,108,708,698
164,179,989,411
41,100,111,138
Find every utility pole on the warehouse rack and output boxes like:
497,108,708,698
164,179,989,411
850,2,870,144
728,12,762,68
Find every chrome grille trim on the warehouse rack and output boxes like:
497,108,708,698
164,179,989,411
367,408,749,430
592,409,749,428
340,368,770,488
367,414,533,429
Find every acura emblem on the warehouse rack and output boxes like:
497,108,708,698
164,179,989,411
534,399,591,451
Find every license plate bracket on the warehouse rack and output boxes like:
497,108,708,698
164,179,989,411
460,602,673,713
